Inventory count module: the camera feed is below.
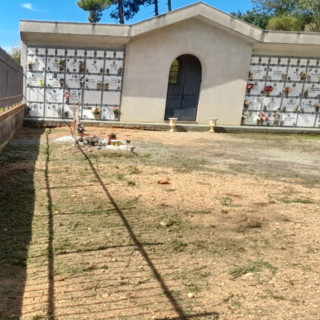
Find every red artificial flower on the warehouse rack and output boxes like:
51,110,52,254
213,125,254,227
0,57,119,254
247,83,254,89
264,86,274,92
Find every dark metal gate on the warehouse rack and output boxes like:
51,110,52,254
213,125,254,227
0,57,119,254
165,55,202,121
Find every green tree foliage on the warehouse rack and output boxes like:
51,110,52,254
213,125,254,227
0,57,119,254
231,9,270,29
266,15,304,30
251,0,298,15
9,44,21,65
297,0,320,31
110,0,145,23
76,0,112,23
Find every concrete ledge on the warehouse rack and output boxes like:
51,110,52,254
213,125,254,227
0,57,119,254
23,118,320,134
0,104,26,154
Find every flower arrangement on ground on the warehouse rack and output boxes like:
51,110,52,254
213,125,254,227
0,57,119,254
264,86,273,97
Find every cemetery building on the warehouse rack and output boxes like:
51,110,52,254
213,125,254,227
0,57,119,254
20,2,320,128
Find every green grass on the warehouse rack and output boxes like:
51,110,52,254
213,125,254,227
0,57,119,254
127,180,136,186
128,166,141,174
230,261,278,279
278,197,315,204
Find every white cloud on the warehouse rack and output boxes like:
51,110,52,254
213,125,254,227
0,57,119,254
21,3,35,11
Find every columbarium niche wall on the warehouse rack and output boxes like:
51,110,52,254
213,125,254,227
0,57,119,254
25,47,124,121
243,55,320,128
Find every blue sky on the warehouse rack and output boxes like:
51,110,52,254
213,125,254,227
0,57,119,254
0,0,253,52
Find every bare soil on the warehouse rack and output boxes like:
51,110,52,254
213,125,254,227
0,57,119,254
0,127,320,320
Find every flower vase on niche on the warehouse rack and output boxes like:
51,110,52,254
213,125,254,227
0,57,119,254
105,83,109,91
113,107,119,120
301,72,307,81
264,85,273,97
248,71,253,79
284,87,290,98
59,79,64,88
97,82,102,90
282,74,287,80
247,83,254,94
60,60,65,72
92,107,100,120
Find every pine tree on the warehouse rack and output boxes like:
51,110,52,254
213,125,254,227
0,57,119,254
76,0,112,23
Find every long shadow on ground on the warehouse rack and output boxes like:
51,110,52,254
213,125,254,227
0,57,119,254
0,128,44,318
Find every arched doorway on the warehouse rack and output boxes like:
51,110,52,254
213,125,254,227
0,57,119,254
164,55,202,121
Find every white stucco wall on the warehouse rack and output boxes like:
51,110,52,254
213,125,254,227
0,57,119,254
121,18,253,125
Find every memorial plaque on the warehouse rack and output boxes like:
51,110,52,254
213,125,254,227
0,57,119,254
45,103,63,118
47,57,62,72
286,82,304,97
244,112,259,125
104,76,122,91
306,67,320,82
101,107,116,120
301,99,319,112
83,75,103,89
66,58,79,72
67,90,82,104
27,103,44,117
267,66,287,81
46,73,64,88
249,65,267,80
27,55,46,71
282,98,301,112
281,113,298,126
83,90,102,104
304,83,320,99
86,59,104,74
65,74,82,89
105,60,123,75
102,91,121,105
26,88,45,102
82,106,95,120
45,89,63,103
297,113,316,127
27,72,45,87
287,66,307,81
263,97,282,111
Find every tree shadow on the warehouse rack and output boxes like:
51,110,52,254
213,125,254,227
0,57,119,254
77,146,220,320
0,127,44,319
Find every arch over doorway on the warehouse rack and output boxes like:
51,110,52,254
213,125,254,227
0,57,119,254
164,54,202,121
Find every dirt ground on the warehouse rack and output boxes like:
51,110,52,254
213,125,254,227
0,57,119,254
0,126,320,320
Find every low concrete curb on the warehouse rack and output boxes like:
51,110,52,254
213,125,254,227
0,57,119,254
23,118,320,134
